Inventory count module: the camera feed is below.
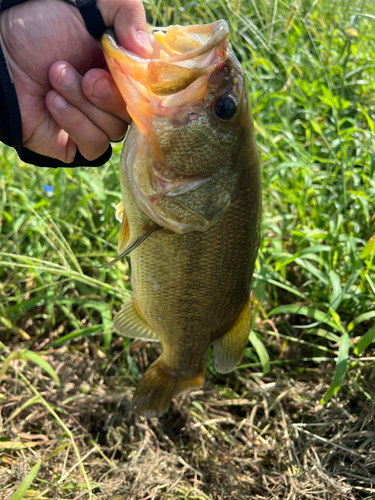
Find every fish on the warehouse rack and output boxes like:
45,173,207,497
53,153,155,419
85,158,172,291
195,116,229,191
102,20,262,417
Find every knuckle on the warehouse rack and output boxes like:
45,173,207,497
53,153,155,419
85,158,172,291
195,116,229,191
124,0,143,10
84,137,109,161
109,123,128,142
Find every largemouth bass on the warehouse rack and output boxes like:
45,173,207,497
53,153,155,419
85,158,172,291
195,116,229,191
102,20,261,417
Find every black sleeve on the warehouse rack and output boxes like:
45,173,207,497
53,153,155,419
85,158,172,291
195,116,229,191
0,0,112,168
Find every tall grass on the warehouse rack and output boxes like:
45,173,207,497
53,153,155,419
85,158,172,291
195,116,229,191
1,0,375,399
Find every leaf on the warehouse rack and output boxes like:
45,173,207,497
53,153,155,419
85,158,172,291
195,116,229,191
269,305,340,331
44,443,70,461
353,327,375,356
0,350,60,385
348,311,375,332
329,270,342,311
10,461,41,500
360,234,375,259
4,296,47,316
310,328,341,343
293,258,329,285
248,330,270,374
21,351,60,385
50,325,103,347
253,273,308,300
275,245,331,271
329,308,344,334
370,152,375,178
320,333,349,404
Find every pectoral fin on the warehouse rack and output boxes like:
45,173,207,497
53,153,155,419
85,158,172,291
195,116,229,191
97,221,160,269
213,297,252,373
118,207,130,253
113,298,159,342
115,201,124,222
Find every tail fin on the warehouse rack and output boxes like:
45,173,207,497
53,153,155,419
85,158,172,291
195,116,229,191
132,357,204,417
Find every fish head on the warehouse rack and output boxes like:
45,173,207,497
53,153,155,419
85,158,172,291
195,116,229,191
103,21,251,233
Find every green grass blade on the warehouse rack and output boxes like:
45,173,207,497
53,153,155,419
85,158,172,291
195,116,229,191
248,330,270,374
21,350,60,385
50,326,104,347
353,327,375,356
10,461,41,500
360,234,375,260
329,270,342,311
348,311,375,332
276,245,332,270
269,305,340,331
320,333,350,404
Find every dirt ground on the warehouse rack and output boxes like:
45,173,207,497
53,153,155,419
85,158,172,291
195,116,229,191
1,337,375,500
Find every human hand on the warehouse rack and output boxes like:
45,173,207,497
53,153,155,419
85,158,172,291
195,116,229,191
0,0,152,164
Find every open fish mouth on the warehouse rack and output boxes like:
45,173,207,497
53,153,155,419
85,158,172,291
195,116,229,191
103,21,244,234
102,21,230,132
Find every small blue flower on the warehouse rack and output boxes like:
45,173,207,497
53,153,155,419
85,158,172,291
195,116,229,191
43,184,54,195
192,1,196,5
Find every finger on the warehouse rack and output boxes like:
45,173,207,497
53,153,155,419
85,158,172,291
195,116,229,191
97,0,153,57
82,68,131,123
23,113,78,164
46,90,110,162
49,61,128,142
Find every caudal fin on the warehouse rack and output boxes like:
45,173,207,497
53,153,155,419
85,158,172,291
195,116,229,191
132,357,204,417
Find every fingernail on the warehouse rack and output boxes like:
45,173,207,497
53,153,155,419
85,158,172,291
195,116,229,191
58,67,77,88
51,94,67,110
92,77,111,99
136,30,153,54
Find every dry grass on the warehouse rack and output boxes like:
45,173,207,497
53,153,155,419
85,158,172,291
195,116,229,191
1,336,375,500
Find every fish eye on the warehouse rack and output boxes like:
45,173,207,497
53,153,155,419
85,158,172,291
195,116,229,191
214,95,238,121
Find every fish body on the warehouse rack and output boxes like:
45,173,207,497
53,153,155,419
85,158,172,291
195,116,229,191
102,21,261,416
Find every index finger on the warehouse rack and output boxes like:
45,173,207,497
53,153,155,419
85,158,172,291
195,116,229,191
82,68,131,124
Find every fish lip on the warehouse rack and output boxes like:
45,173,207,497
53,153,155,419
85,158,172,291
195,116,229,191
103,20,229,64
149,21,229,63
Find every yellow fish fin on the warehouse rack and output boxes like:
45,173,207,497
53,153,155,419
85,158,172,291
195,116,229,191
213,297,251,373
115,201,124,222
97,223,159,269
113,298,159,342
118,208,130,253
132,357,204,417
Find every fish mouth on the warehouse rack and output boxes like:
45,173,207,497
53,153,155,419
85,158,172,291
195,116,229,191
102,21,230,133
105,20,228,64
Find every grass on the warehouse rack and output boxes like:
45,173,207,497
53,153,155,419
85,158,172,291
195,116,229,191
1,0,375,498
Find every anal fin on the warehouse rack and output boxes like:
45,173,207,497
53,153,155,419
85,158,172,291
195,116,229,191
113,298,159,342
213,297,252,373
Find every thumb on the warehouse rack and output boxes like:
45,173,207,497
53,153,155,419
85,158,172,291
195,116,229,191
97,0,153,57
